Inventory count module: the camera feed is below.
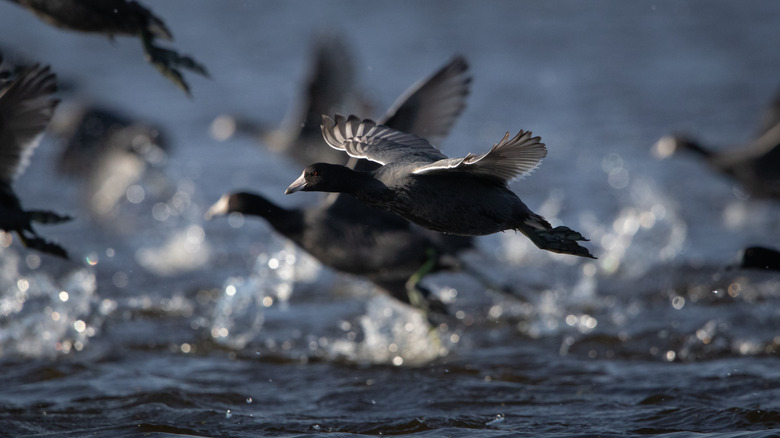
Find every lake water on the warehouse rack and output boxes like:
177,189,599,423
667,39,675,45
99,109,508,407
1,1,778,436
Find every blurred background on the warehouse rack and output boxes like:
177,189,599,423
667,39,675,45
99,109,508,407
0,1,778,436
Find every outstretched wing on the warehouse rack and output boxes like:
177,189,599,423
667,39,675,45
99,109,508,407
0,64,58,184
321,114,447,165
413,130,547,183
298,33,366,145
381,55,471,143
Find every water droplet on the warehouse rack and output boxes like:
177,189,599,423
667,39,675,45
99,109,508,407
486,413,505,426
73,320,86,333
126,185,145,204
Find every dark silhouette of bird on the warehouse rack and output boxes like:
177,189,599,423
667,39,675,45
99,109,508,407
0,62,71,258
206,191,453,317
286,115,595,259
208,55,479,316
738,246,780,272
50,104,169,221
5,0,208,96
211,34,470,168
653,89,780,199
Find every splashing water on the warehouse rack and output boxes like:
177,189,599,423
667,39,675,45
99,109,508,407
0,249,100,357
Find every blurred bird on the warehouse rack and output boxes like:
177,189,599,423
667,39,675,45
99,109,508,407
210,33,371,165
211,34,471,168
0,62,71,258
208,54,478,317
737,246,780,272
653,89,780,199
5,0,208,96
48,104,169,222
286,115,596,259
206,191,453,317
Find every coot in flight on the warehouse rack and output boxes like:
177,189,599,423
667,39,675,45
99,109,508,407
653,88,780,198
286,115,595,259
208,56,477,314
6,0,208,95
206,191,456,316
211,34,470,169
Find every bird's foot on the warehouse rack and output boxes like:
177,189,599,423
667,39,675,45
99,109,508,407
16,232,69,259
142,34,209,96
530,226,597,259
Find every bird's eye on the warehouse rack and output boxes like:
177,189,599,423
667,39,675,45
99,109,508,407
312,170,318,176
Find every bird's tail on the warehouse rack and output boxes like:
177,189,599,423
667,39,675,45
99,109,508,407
517,214,596,259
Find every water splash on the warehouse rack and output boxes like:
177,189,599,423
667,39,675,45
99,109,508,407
209,238,300,349
0,249,101,358
328,294,450,366
136,224,211,276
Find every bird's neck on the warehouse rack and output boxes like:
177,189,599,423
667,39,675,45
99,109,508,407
235,193,301,234
332,167,388,197
678,138,713,158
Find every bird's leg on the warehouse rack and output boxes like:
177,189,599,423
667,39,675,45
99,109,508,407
28,210,73,224
140,29,209,96
405,248,449,326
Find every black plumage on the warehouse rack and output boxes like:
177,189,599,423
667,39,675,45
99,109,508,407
208,55,476,314
6,0,208,95
286,115,595,259
654,88,780,198
0,63,71,258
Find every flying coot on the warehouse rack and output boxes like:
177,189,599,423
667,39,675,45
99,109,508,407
285,114,596,259
6,0,208,95
208,57,477,315
211,33,372,165
653,88,780,198
205,191,455,316
0,63,71,258
212,35,471,170
50,104,169,221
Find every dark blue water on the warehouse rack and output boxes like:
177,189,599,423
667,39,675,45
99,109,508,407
1,1,779,436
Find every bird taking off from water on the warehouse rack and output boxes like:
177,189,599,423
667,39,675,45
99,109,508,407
286,114,595,259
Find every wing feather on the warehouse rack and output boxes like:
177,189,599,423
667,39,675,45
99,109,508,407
0,64,58,184
321,114,447,165
413,130,547,183
380,55,471,143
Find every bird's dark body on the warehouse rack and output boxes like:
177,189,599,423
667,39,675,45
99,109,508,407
222,193,457,283
352,169,538,237
7,0,161,38
286,115,595,258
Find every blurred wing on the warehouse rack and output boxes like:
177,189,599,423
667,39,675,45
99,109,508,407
298,34,364,143
414,130,547,183
757,87,780,137
381,55,471,143
321,114,447,165
0,64,58,183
